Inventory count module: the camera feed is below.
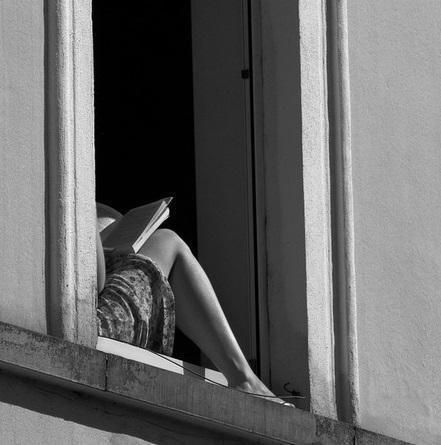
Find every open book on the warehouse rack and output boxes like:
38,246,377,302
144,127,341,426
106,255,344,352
103,197,173,253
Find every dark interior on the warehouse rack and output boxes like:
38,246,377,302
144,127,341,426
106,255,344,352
92,1,200,364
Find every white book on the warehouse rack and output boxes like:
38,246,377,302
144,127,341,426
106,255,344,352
103,197,173,253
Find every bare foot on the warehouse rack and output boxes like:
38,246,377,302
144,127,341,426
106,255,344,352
232,375,295,407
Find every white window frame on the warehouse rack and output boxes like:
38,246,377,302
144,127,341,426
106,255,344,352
46,0,358,421
45,0,97,347
298,0,336,418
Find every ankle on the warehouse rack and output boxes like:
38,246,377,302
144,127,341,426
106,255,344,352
231,374,278,400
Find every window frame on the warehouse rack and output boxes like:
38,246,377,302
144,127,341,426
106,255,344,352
297,0,337,418
46,0,340,419
252,0,337,417
45,0,97,347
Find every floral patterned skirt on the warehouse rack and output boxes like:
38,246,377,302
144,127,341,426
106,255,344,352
97,252,175,356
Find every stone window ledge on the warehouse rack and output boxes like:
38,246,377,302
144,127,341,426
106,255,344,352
0,322,409,445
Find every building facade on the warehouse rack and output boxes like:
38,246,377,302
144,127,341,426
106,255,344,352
1,0,440,443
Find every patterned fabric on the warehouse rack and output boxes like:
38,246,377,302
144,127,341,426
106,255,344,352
97,251,175,356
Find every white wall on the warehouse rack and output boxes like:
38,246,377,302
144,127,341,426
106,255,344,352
348,1,441,443
0,0,46,332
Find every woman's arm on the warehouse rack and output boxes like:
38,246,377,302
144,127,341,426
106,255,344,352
96,225,106,293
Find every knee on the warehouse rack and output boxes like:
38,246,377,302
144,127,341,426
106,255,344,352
150,229,191,257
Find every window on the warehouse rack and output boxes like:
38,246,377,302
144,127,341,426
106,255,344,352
47,0,337,419
92,0,273,388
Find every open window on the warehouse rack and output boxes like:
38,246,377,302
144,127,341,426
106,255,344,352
93,0,264,369
92,0,266,383
47,0,336,418
91,0,321,410
92,1,201,366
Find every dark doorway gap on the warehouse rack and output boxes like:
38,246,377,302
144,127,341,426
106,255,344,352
92,1,200,364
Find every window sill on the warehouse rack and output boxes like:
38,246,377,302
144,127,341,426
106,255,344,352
96,336,228,386
0,321,408,445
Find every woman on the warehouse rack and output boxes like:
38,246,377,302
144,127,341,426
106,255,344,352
96,203,287,403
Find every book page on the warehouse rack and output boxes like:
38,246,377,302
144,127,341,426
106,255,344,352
103,197,172,252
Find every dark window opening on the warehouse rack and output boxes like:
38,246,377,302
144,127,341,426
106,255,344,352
92,0,200,364
93,0,262,378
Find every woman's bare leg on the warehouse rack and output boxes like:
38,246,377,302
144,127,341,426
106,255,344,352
138,229,276,397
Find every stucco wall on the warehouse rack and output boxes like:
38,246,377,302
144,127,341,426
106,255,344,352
0,0,46,332
347,1,441,443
